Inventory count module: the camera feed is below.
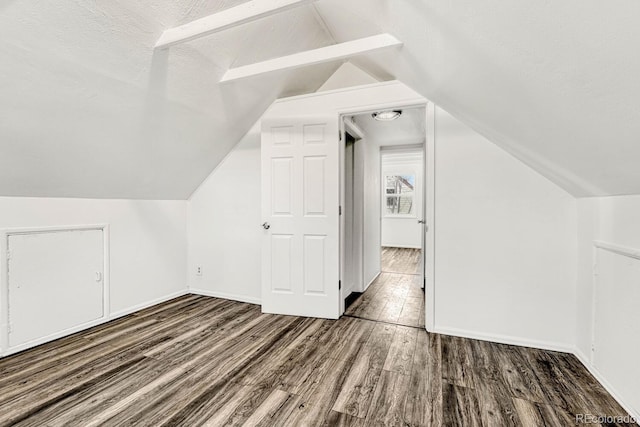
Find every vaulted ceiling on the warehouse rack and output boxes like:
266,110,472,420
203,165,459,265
1,1,639,199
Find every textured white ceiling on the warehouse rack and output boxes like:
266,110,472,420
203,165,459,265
315,0,640,196
0,1,337,199
1,1,639,198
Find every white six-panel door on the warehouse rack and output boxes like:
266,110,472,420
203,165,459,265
261,116,340,319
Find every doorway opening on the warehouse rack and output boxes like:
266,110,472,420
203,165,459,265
340,106,428,329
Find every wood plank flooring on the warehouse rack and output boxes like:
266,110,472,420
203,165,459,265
0,295,635,426
345,247,425,328
381,246,422,275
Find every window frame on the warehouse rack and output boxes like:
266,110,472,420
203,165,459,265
382,171,417,218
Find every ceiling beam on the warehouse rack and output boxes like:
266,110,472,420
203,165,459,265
155,0,318,49
220,34,403,83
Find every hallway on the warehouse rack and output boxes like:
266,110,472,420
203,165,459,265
345,247,425,328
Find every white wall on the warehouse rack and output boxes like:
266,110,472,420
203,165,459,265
187,82,426,303
381,149,424,249
187,123,263,304
433,107,577,350
0,196,187,355
188,93,579,353
575,196,640,418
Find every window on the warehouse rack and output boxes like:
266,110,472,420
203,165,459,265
384,174,415,216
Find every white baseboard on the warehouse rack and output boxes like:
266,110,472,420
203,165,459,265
190,288,261,306
363,271,381,292
0,289,189,358
109,289,189,320
433,325,575,354
574,349,640,420
434,325,638,420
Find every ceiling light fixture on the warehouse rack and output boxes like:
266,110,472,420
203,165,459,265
372,110,402,121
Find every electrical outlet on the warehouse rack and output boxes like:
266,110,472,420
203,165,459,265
196,266,202,276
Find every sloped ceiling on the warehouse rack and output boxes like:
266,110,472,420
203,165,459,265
315,0,640,197
1,1,639,199
0,1,338,199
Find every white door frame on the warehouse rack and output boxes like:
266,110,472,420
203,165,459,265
337,101,436,332
339,119,365,315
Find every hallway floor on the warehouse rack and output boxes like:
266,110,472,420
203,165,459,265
345,247,425,328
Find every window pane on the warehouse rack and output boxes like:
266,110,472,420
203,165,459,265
385,196,399,214
385,175,415,192
385,176,398,190
398,195,413,214
384,174,415,215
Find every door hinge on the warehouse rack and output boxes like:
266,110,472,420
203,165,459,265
339,206,342,216
339,280,342,290
6,250,11,260
7,323,12,334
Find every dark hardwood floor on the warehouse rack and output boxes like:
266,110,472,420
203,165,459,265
0,294,634,426
345,247,425,328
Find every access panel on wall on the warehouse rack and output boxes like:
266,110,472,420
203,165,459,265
261,116,340,319
7,229,105,350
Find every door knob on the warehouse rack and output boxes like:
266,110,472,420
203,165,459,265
262,222,271,230
418,219,426,224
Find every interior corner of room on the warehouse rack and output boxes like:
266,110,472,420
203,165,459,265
1,0,639,424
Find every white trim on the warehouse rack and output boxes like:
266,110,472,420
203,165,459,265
594,240,640,261
103,224,111,321
4,317,112,357
363,271,381,292
434,326,575,354
0,224,110,234
190,288,261,305
339,121,346,315
424,102,436,332
343,117,365,140
156,0,317,49
108,289,189,319
273,80,412,104
380,144,425,153
434,322,640,419
575,349,640,420
0,235,8,354
0,289,188,358
590,244,598,365
0,224,110,356
221,34,402,82
587,242,640,419
336,100,427,118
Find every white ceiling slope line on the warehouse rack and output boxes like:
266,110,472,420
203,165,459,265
155,0,318,49
317,62,380,92
221,34,402,82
